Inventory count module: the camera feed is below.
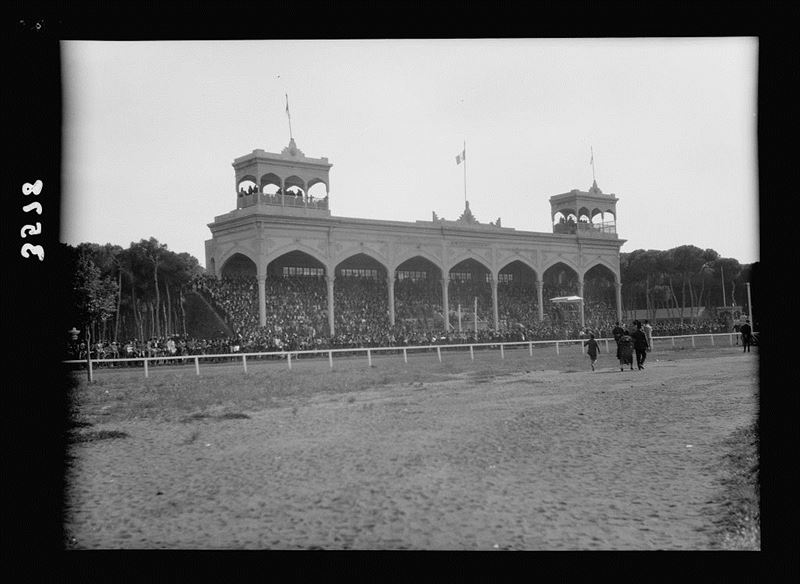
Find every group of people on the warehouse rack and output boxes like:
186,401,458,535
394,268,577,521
583,319,654,372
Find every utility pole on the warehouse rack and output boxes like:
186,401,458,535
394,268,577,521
746,282,754,332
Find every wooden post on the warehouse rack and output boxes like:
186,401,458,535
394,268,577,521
195,356,200,375
367,349,372,367
556,342,560,355
329,351,333,369
470,345,474,360
287,353,292,370
500,344,505,360
144,358,149,378
242,355,248,373
437,346,442,362
403,348,408,363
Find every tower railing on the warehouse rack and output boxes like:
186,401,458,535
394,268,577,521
553,220,617,236
238,192,329,210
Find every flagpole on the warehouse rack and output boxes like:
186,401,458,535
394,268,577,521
590,146,596,183
463,140,467,204
285,93,293,142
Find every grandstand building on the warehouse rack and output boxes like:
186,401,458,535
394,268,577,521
205,139,626,336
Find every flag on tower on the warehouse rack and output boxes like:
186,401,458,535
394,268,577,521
456,149,465,165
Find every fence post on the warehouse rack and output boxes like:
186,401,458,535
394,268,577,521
195,357,200,376
242,355,248,373
710,335,715,347
403,348,408,363
144,358,149,378
437,346,442,363
287,353,292,370
528,342,532,356
500,344,505,360
470,345,474,360
730,333,734,346
367,349,372,367
671,337,675,347
556,342,560,355
329,351,333,369
691,336,696,348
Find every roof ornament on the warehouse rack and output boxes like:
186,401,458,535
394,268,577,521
281,138,305,158
457,200,478,225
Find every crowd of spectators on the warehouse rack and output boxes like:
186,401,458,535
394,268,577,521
67,274,739,360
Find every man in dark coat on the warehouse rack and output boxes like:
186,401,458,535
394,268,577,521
740,319,753,353
631,323,649,370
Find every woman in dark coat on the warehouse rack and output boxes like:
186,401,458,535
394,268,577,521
617,330,635,371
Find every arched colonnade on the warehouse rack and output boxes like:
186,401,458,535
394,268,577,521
215,244,623,336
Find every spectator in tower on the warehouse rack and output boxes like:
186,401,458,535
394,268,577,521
631,322,648,370
739,318,752,353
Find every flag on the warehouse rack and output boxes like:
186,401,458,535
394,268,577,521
456,149,465,165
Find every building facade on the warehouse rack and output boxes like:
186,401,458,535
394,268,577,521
205,140,626,335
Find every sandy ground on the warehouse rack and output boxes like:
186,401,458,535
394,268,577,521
63,351,758,550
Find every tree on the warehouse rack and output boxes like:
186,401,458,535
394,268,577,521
72,254,118,347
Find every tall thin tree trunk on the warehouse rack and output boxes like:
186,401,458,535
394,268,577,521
668,277,679,320
181,286,187,336
680,275,687,324
115,270,122,341
165,283,172,336
152,262,161,338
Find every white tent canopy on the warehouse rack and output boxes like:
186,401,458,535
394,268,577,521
549,296,583,304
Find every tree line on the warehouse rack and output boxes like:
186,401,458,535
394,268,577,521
63,238,202,345
620,245,755,320
64,239,757,344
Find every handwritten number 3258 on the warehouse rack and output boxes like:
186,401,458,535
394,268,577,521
21,180,44,261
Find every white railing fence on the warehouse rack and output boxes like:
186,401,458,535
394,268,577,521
63,333,743,381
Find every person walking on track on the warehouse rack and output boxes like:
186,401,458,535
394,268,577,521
584,332,600,371
740,319,753,353
631,322,649,370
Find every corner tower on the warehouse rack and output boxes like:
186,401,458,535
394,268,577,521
549,180,618,237
232,138,333,216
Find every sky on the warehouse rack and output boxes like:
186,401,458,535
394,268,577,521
61,38,759,268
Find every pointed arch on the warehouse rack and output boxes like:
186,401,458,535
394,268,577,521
265,243,329,273
445,252,492,274
219,251,258,278
332,246,390,273
497,256,539,281
391,248,444,275
334,250,390,277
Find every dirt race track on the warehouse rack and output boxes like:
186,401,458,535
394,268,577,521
64,347,758,550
